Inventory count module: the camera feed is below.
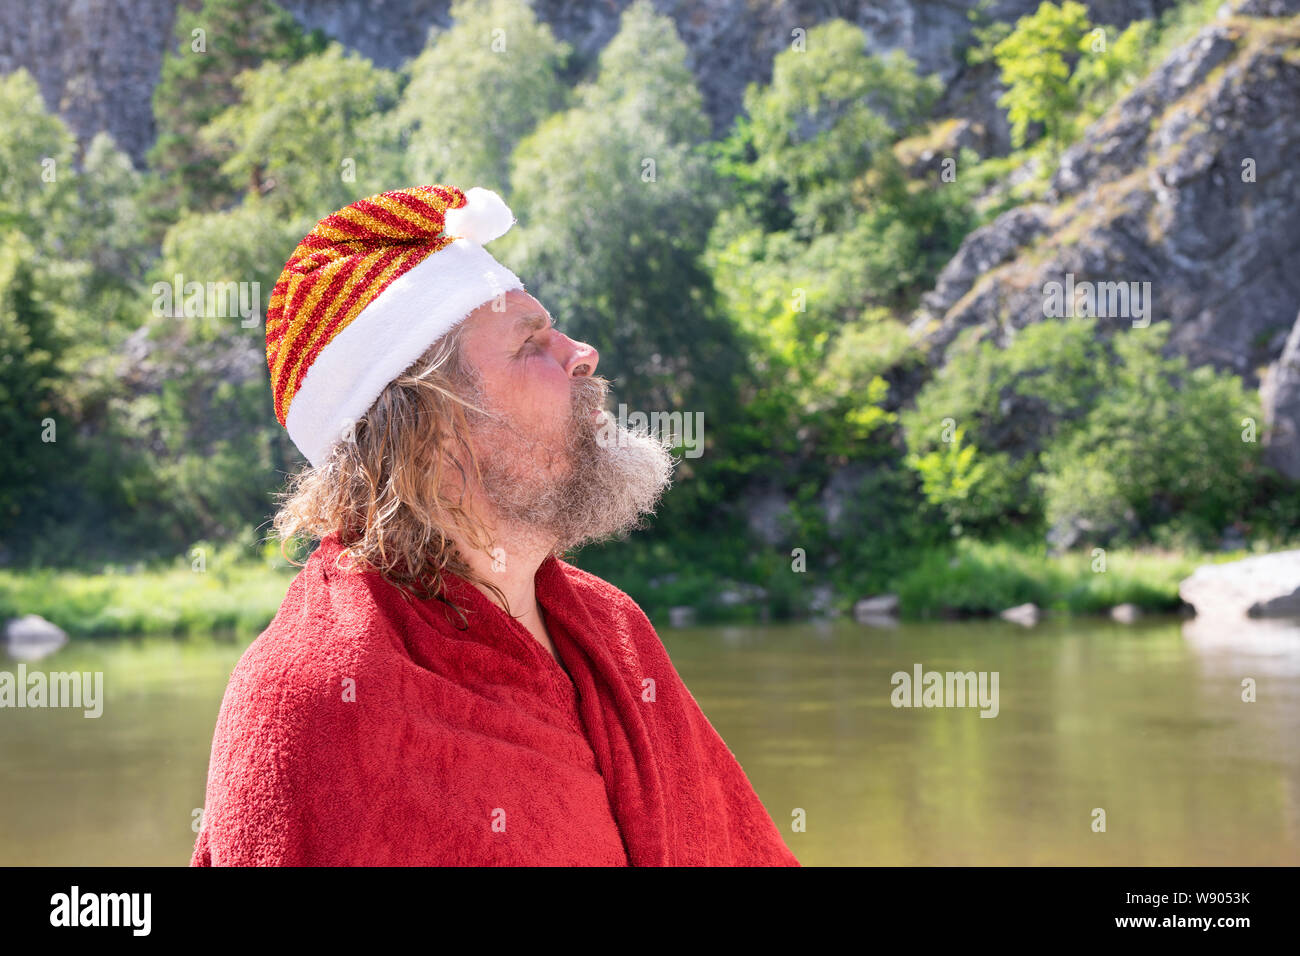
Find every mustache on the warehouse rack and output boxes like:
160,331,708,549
463,374,609,427
569,375,610,421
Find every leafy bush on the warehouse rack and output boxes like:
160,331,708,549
904,321,1261,545
1037,327,1260,546
903,319,1107,530
992,0,1093,148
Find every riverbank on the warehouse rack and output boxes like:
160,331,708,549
891,540,1225,619
0,547,297,638
0,537,1264,638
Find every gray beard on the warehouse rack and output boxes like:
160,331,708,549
468,376,676,554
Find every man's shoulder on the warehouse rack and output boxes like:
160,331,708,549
549,557,655,627
223,546,407,717
551,555,624,597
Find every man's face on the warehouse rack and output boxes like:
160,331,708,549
455,290,674,552
459,289,598,480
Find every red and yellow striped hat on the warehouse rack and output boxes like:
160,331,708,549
266,184,523,466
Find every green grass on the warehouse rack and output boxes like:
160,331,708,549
0,531,1263,636
0,546,299,638
893,538,1238,618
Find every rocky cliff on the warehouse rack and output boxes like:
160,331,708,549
1,0,1163,166
910,1,1300,393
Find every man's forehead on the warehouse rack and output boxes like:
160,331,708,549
460,295,554,350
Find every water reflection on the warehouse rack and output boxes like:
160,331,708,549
0,617,1296,865
1182,615,1300,675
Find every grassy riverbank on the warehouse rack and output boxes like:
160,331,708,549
891,540,1218,618
0,541,299,638
0,536,1258,638
616,539,1246,624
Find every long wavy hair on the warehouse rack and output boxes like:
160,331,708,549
271,323,510,619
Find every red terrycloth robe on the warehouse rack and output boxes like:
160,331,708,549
191,533,800,866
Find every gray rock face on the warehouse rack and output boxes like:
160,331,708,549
821,464,875,537
1234,0,1300,14
1261,310,1300,479
912,12,1300,385
930,62,1014,159
2,0,1124,168
908,204,1052,346
1180,550,1300,618
740,485,792,548
0,0,180,164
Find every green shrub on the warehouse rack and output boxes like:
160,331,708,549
1038,327,1260,546
904,321,1261,545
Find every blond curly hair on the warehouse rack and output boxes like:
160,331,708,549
271,323,509,616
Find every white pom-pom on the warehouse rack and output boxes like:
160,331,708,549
443,186,516,245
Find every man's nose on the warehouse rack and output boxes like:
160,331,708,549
565,338,599,378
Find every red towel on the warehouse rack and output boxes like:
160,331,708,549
191,532,800,866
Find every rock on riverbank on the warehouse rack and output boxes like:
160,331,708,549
1179,550,1300,619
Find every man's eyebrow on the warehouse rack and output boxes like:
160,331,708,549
513,313,551,335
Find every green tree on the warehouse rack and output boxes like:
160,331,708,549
505,0,739,417
992,0,1092,148
1069,19,1157,120
199,43,402,219
739,21,941,236
0,235,67,532
64,133,152,291
145,0,327,220
390,0,570,192
703,19,970,483
902,319,1109,530
905,424,988,527
0,69,79,250
904,320,1261,543
153,198,312,335
1038,326,1259,545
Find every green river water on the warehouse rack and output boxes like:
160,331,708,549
2,615,1296,865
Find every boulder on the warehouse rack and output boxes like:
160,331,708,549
1179,550,1300,619
1000,602,1040,626
854,594,900,621
1261,310,1300,479
1110,603,1142,623
4,614,69,661
667,606,697,628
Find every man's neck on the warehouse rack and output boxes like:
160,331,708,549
453,515,557,628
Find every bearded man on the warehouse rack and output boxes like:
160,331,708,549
190,185,799,867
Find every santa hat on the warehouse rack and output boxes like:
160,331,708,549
266,184,523,467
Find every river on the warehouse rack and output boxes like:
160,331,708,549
1,616,1297,865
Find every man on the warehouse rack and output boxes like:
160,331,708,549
191,184,799,866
